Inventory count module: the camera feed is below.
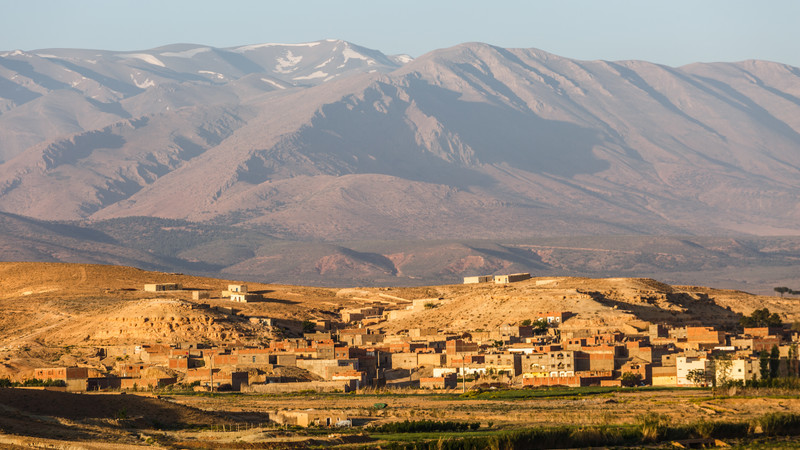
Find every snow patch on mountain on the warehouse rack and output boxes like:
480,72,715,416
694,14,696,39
199,70,225,80
294,71,328,80
130,74,155,88
234,42,321,53
119,53,166,67
339,46,374,67
161,47,211,58
260,78,286,89
315,57,335,69
275,51,303,73
392,54,414,64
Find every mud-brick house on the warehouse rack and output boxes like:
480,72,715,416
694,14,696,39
272,410,351,427
391,352,418,370
120,376,177,390
116,363,154,377
536,311,571,325
463,275,493,284
522,370,613,387
619,357,651,384
143,283,181,292
331,370,367,388
420,372,458,389
483,353,521,376
493,273,531,284
446,339,479,355
651,366,677,386
231,292,261,303
686,327,726,350
519,351,576,377
338,329,385,346
139,344,171,364
33,367,90,391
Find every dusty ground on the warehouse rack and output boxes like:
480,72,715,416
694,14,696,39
168,388,800,430
3,388,792,448
1,262,798,379
1,262,799,447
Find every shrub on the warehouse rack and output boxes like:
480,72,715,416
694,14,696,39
758,412,800,436
370,419,480,433
636,412,670,442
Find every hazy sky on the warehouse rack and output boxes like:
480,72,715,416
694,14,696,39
2,0,798,67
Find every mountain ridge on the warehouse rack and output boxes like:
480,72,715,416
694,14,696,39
2,41,800,289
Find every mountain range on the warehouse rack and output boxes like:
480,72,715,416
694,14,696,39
1,40,800,291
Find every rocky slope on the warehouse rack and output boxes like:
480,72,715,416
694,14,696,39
1,42,800,238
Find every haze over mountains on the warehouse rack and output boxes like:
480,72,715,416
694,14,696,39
1,40,800,291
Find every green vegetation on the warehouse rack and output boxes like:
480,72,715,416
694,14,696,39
365,412,800,449
740,308,782,328
620,372,643,387
301,320,316,334
0,377,66,387
369,420,480,433
758,412,800,436
458,385,685,400
773,287,791,297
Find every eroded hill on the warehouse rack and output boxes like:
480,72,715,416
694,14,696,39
1,262,798,377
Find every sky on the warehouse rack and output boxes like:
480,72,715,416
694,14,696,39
2,0,799,67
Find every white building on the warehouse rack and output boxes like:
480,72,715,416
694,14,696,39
676,356,712,386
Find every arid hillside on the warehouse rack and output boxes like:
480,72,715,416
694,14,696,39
0,262,797,376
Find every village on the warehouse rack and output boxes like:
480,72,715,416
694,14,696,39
23,272,799,415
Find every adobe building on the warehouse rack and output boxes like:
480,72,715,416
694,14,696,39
33,367,90,392
494,273,531,284
420,373,458,389
192,290,211,300
463,275,493,284
272,410,351,427
143,283,181,292
231,292,261,303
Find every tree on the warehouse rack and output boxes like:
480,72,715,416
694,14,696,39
621,372,643,387
520,319,532,327
774,287,790,297
770,345,781,379
531,319,549,334
740,308,782,328
686,369,707,386
759,351,770,380
788,344,799,378
301,320,316,334
714,355,733,387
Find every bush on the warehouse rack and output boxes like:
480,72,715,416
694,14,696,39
636,412,670,442
370,419,480,433
758,412,800,436
693,420,749,439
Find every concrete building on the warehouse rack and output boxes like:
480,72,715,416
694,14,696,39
717,358,761,385
463,275,493,284
191,290,211,300
520,351,576,377
651,366,677,386
494,273,531,284
143,283,181,292
272,410,350,427
420,373,458,389
676,356,713,386
231,292,260,303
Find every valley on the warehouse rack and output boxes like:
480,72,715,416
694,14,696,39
0,262,799,448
